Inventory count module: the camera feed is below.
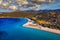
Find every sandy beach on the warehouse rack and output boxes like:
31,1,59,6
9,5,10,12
23,18,60,34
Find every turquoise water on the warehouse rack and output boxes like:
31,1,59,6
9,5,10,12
0,18,60,40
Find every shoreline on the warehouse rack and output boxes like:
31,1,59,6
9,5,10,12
23,18,60,34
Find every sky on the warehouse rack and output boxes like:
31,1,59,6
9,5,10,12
0,0,60,12
40,0,60,10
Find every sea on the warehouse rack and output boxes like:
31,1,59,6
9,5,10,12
0,18,60,40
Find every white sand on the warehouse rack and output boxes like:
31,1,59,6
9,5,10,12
23,19,60,34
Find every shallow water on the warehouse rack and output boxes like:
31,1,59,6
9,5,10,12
0,18,60,40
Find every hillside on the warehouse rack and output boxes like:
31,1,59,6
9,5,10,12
0,10,60,25
0,11,36,18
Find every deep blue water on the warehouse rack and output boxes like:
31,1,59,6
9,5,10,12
0,18,60,40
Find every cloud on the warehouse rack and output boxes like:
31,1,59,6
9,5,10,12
0,0,60,11
31,0,55,3
9,5,17,10
17,0,29,6
0,0,2,5
2,2,9,7
28,4,41,11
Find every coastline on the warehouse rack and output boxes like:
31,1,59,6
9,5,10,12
23,18,60,34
